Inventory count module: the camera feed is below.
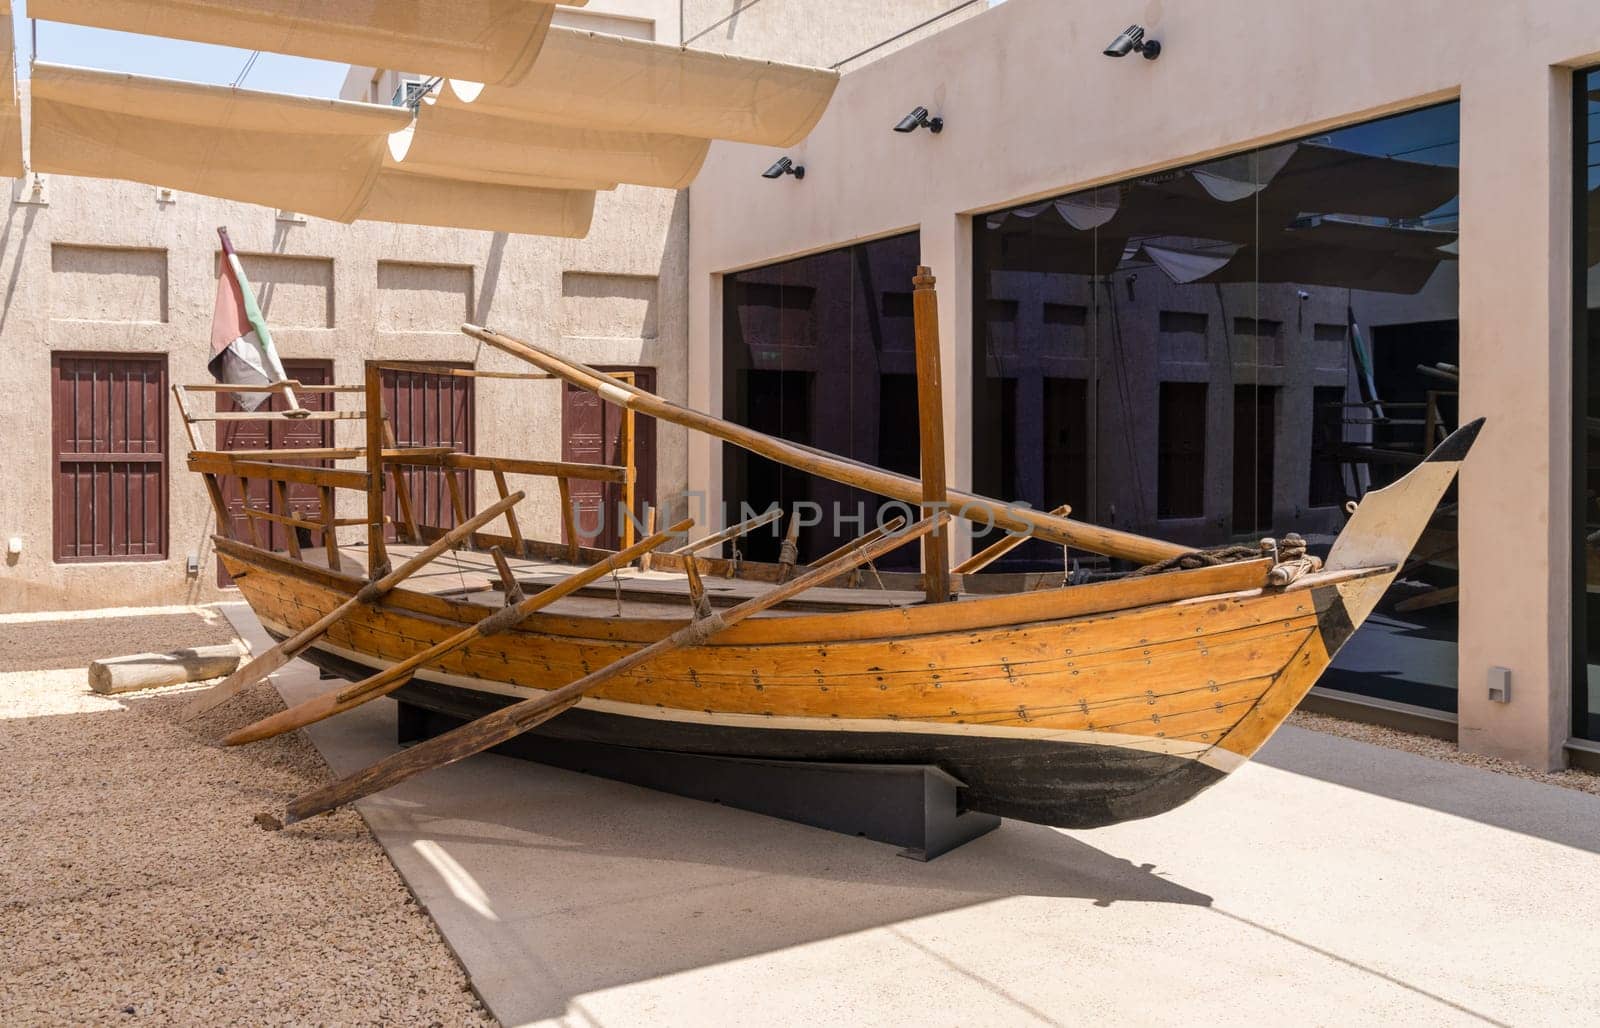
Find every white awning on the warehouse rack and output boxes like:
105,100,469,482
360,171,594,236
30,63,411,221
0,1,22,177
388,101,709,190
444,27,839,147
31,0,578,85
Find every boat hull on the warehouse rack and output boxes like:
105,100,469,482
229,540,1364,829
285,640,1232,827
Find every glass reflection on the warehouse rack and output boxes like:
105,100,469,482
1577,70,1600,741
972,103,1461,711
722,232,922,567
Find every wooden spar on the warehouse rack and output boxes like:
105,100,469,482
218,225,306,417
380,422,421,544
224,519,695,746
461,323,1188,565
279,514,946,824
776,515,802,583
673,506,782,556
683,554,713,619
911,266,951,603
363,362,389,576
180,490,527,720
638,505,659,571
954,504,1073,575
488,546,525,604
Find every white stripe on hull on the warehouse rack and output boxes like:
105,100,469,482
258,614,1249,773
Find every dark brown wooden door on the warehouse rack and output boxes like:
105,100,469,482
561,367,656,550
1232,385,1277,535
217,360,332,584
51,354,168,562
382,366,474,537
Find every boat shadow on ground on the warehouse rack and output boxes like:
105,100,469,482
316,752,1215,1024
1253,725,1600,855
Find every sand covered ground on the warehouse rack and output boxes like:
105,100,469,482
0,605,493,1026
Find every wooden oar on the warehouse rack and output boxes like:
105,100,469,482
953,504,1072,574
181,490,527,721
672,505,782,556
808,515,906,567
224,519,694,746
279,514,945,825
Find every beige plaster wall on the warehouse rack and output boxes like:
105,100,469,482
0,171,688,615
687,0,1600,767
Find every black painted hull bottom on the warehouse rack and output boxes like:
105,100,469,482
288,641,1229,830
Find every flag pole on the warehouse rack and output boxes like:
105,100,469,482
217,226,308,417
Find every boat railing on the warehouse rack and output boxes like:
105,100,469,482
174,362,639,580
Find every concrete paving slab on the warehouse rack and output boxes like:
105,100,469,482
221,603,1600,1027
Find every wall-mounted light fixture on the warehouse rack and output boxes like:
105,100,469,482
762,156,805,180
894,106,943,134
1103,24,1160,60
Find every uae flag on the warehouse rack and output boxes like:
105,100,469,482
208,227,286,412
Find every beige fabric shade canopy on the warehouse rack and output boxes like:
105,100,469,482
31,63,599,237
362,171,595,236
31,63,412,221
0,1,22,177
30,0,584,87
389,101,710,191
444,27,840,147
23,12,837,237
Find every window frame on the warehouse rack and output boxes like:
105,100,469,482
1571,67,1597,742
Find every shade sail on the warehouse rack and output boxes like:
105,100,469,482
360,171,594,236
0,1,22,177
31,0,576,86
389,102,708,190
31,63,410,220
445,27,839,147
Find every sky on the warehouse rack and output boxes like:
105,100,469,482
12,1,351,97
12,0,1010,98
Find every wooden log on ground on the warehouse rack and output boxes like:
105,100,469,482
90,645,245,695
279,513,945,824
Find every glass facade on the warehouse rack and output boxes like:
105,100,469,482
722,231,922,567
1575,70,1600,741
971,104,1462,711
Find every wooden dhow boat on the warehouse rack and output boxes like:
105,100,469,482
179,268,1482,831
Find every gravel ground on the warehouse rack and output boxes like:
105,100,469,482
0,606,494,1026
1289,709,1600,797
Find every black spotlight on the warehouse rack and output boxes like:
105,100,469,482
762,156,805,180
1103,24,1160,60
894,106,943,134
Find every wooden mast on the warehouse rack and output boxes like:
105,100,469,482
363,361,389,576
911,266,951,602
461,323,1189,565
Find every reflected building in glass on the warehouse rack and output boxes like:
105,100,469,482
967,104,1464,712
